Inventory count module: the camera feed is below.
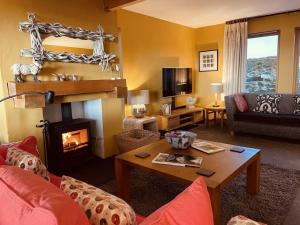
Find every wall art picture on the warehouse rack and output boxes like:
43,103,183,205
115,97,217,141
199,50,218,72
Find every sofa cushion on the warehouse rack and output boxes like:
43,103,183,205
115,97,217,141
293,96,300,115
61,175,136,225
0,165,89,225
0,136,39,159
0,155,5,165
5,147,49,181
234,112,300,127
253,94,281,114
140,176,213,225
234,94,249,112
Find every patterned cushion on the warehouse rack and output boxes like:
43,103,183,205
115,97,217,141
227,215,266,225
253,94,281,114
293,96,300,115
5,147,49,181
60,176,136,225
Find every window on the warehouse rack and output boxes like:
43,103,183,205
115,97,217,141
246,32,279,93
295,29,300,94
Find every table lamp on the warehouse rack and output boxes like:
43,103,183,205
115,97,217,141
127,90,149,118
210,83,223,107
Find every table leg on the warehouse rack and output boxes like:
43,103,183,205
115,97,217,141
208,186,221,225
205,110,209,128
247,154,261,194
220,111,224,128
115,158,130,201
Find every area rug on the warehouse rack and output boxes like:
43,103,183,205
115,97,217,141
99,164,300,225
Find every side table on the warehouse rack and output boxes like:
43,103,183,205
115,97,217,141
123,116,158,132
204,106,226,128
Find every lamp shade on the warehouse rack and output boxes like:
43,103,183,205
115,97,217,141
127,90,149,105
210,83,223,94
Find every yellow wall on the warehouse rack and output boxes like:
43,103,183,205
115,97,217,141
117,10,196,115
0,0,120,156
195,11,300,105
195,24,225,106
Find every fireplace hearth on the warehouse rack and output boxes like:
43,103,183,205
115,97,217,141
44,103,93,175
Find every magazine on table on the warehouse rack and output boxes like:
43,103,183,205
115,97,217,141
152,153,202,167
191,140,225,154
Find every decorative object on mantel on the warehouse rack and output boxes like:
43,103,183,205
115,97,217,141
127,90,149,118
210,83,223,107
186,96,197,109
51,73,79,82
11,62,42,83
199,49,218,72
12,12,116,83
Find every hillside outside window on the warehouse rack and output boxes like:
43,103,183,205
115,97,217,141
245,32,279,93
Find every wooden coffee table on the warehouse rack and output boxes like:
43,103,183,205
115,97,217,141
115,139,261,225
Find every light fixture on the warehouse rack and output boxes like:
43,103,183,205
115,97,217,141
127,90,149,118
0,91,55,104
210,83,223,107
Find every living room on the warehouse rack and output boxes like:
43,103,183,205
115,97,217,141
0,0,300,225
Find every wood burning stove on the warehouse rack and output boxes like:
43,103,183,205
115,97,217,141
43,103,93,175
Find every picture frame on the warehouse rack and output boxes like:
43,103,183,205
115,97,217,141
199,50,218,72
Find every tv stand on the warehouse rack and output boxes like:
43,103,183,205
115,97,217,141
156,107,204,131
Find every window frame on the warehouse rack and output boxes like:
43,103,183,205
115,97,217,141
246,30,280,93
294,28,300,94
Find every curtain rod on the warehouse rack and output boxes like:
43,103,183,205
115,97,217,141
226,8,300,24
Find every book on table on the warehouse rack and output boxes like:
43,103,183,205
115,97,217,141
191,140,225,154
152,153,202,167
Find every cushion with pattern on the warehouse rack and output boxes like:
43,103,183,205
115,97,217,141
60,176,136,225
293,96,300,115
227,215,266,225
253,94,281,114
5,147,49,181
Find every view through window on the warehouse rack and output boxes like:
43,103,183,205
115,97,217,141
246,33,279,93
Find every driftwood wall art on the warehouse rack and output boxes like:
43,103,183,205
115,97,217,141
12,13,116,82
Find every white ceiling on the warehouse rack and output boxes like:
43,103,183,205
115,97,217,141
124,0,300,28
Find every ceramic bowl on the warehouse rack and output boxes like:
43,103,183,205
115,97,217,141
165,130,197,149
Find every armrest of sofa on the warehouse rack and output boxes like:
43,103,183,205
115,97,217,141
225,95,237,131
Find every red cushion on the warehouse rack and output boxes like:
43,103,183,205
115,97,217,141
136,214,145,224
234,94,249,112
0,136,39,159
0,165,89,225
0,155,5,165
140,177,214,225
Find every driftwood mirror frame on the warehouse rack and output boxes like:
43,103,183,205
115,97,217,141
19,13,116,71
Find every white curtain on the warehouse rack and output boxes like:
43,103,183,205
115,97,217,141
222,21,248,96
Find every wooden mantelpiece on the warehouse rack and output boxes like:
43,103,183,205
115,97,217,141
7,79,127,108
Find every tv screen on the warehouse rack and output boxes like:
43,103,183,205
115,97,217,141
162,68,192,97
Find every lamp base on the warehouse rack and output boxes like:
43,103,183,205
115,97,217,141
212,104,219,107
132,105,146,118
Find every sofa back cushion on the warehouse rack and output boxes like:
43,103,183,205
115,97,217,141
140,176,213,225
0,165,89,225
234,94,249,112
0,136,39,159
6,147,49,181
243,93,295,114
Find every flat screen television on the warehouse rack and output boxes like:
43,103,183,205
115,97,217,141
162,68,192,97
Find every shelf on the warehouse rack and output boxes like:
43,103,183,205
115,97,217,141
7,79,127,108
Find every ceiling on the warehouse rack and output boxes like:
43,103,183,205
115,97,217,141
124,0,300,28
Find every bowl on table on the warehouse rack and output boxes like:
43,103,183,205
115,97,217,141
165,130,197,150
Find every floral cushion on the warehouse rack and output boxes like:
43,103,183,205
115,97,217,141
60,176,136,225
227,215,266,225
293,96,300,115
253,94,281,114
5,147,49,181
